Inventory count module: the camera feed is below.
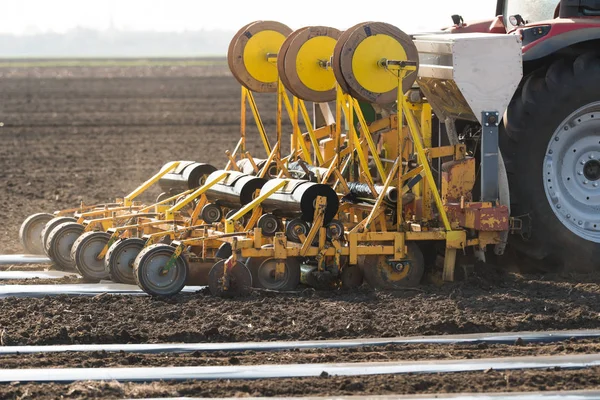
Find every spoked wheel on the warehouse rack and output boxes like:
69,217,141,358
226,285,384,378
41,216,77,256
133,244,188,297
105,238,146,284
361,242,424,289
255,257,301,291
208,259,252,297
19,213,54,255
71,231,111,282
46,222,84,271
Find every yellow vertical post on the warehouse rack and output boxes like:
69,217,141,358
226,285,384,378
420,102,433,221
277,80,283,162
346,94,355,181
241,87,247,152
396,74,404,231
335,86,343,170
292,95,298,157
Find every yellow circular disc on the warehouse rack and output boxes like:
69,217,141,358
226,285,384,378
296,36,337,92
351,34,407,94
243,30,286,84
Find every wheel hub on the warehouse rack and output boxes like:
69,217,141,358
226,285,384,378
544,102,600,242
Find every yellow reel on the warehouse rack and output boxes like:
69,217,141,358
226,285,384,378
278,26,341,103
332,22,419,105
228,21,292,93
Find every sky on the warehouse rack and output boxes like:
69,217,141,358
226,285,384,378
1,0,497,35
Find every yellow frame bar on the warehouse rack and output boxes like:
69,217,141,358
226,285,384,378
164,171,228,220
123,161,180,207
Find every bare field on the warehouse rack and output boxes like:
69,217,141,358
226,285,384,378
1,61,600,398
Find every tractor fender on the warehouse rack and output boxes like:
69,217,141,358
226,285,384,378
523,25,600,62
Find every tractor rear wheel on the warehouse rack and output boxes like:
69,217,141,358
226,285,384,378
502,51,600,271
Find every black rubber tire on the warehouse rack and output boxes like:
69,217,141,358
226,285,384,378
501,52,600,272
105,238,146,284
46,222,84,271
19,213,54,255
71,231,111,282
41,216,77,256
133,244,188,297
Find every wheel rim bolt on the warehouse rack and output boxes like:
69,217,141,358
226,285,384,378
584,180,589,185
591,154,596,160
567,214,571,218
557,204,561,209
579,171,583,175
595,183,599,187
579,221,583,225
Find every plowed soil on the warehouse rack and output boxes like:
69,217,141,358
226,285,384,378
1,62,600,398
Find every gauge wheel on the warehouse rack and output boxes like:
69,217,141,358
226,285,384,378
133,244,188,297
19,213,54,255
105,238,146,284
46,222,84,271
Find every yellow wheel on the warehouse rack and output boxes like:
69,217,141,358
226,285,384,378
333,21,418,104
228,21,292,93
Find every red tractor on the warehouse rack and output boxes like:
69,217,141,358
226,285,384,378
447,0,600,271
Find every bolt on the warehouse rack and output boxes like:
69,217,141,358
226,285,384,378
549,150,553,154
582,160,586,165
585,180,589,185
591,154,596,159
555,137,560,141
564,126,569,131
557,204,562,209
579,171,584,175
579,221,583,225
595,183,599,187
567,214,571,218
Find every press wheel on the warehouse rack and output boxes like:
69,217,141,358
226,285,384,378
281,26,341,102
208,259,253,297
105,237,145,284
228,21,292,93
133,244,189,297
361,242,424,289
41,216,77,256
334,21,418,104
46,222,84,271
19,213,54,255
71,231,111,282
256,257,301,291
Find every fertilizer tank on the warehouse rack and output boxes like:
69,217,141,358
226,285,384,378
204,170,267,209
259,178,339,224
158,161,217,193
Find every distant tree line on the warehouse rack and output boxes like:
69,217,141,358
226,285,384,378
0,28,236,57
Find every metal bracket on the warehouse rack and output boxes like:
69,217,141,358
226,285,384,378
481,111,500,203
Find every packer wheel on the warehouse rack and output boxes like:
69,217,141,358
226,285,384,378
208,259,252,297
105,238,145,284
46,222,84,271
19,213,54,255
71,231,111,281
361,242,424,289
255,257,300,291
41,216,77,256
133,244,189,297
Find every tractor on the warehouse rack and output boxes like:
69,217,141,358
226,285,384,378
444,0,600,271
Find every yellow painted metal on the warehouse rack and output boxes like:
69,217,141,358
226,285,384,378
246,89,272,156
300,196,327,256
124,161,180,207
296,36,337,92
280,86,311,163
165,171,228,220
240,87,247,152
446,230,466,249
259,142,279,179
224,180,287,233
442,247,457,282
298,99,324,166
277,80,283,161
243,30,285,84
352,35,407,94
352,98,387,181
364,157,399,231
401,92,452,231
225,150,241,171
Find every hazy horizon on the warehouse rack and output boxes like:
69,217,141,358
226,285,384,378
1,0,497,57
